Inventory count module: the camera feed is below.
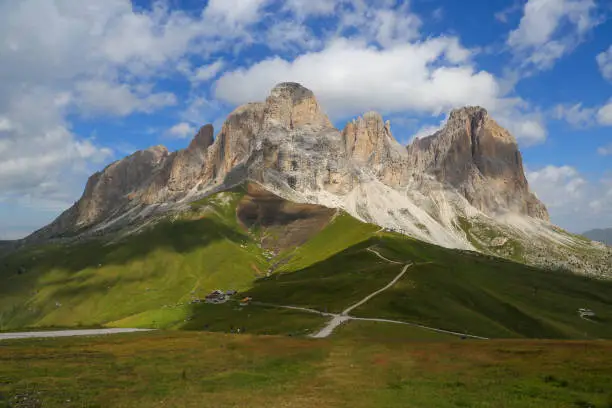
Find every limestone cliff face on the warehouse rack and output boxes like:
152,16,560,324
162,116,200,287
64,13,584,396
407,107,549,220
73,145,169,225
342,111,409,187
141,125,215,204
204,102,266,182
28,83,550,241
29,146,169,240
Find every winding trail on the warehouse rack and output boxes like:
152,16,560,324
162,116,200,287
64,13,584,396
366,247,402,264
341,263,411,316
310,262,411,339
269,246,489,340
310,315,352,338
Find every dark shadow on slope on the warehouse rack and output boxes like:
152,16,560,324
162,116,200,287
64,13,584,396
236,183,336,251
0,217,248,278
237,183,334,227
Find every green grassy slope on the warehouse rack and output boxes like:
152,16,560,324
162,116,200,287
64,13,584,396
0,187,268,330
248,245,400,313
243,233,612,339
358,234,612,339
0,185,379,332
275,212,380,272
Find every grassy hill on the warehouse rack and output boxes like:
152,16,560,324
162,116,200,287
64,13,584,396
0,186,268,330
0,184,377,331
239,233,612,339
1,183,611,340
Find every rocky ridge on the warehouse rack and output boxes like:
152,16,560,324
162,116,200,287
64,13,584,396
27,82,611,278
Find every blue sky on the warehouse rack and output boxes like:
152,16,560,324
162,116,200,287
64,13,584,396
0,0,611,238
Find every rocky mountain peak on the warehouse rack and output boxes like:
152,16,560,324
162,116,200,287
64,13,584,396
449,105,488,122
342,111,409,187
188,124,214,151
407,104,548,220
270,82,314,102
343,111,397,160
263,82,333,130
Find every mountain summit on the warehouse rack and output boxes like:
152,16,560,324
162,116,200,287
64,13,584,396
28,83,610,277
408,106,548,220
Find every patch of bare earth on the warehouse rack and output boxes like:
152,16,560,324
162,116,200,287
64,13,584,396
236,183,336,252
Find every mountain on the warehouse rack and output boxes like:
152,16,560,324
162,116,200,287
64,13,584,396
23,82,611,277
0,241,13,256
583,228,612,246
3,182,612,339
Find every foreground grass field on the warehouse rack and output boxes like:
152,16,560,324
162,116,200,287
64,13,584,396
1,331,612,408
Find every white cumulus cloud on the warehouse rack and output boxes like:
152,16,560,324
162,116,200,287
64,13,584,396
215,37,546,144
597,45,612,81
553,100,612,127
598,144,612,156
597,100,612,126
75,80,177,117
507,0,601,71
204,0,270,24
166,122,197,139
527,165,612,232
553,103,596,127
193,60,226,83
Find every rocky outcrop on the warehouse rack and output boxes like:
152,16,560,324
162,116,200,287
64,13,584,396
407,107,549,220
140,125,214,204
246,83,351,195
342,111,409,186
204,103,266,182
168,124,214,190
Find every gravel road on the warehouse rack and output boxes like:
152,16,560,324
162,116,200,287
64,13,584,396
0,328,152,341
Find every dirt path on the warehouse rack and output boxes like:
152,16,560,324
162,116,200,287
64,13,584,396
310,315,352,338
265,304,335,317
341,263,411,316
0,328,153,341
366,247,402,264
310,251,411,338
352,317,489,339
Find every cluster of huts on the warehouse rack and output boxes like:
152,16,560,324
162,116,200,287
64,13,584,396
190,289,251,306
